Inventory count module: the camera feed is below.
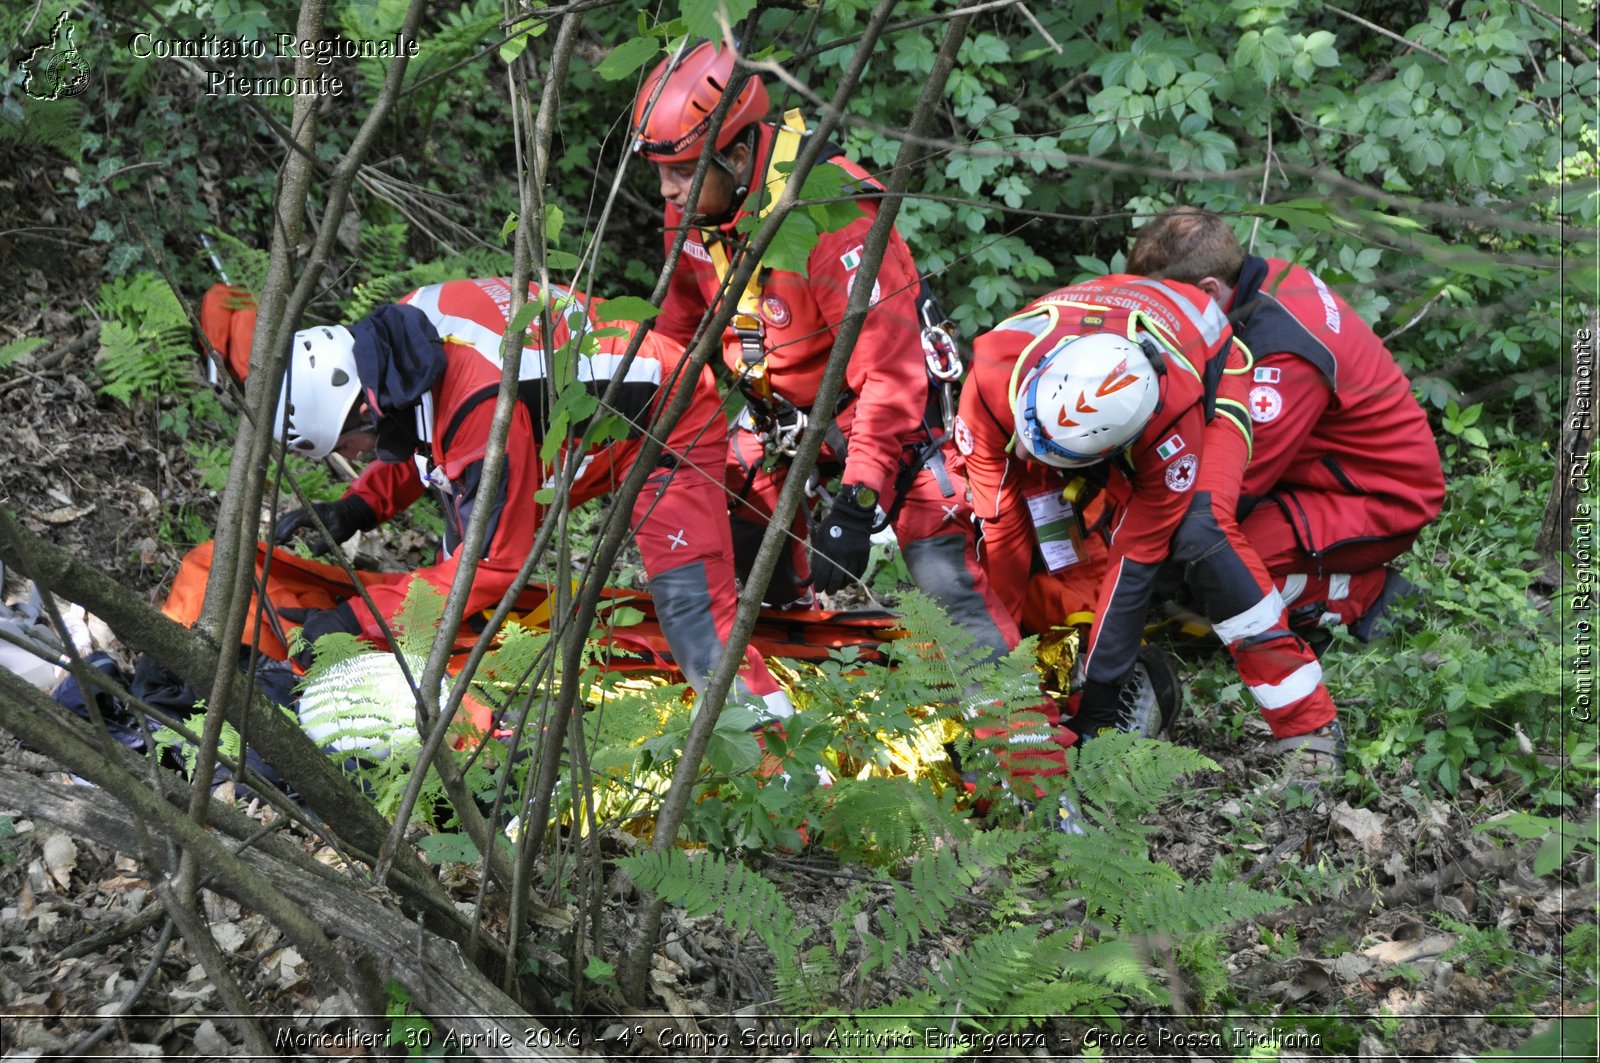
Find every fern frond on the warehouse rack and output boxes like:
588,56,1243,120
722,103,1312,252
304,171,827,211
620,849,804,964
1066,731,1219,821
0,98,85,162
1472,651,1561,710
930,925,1061,1008
297,649,424,756
816,776,972,865
1056,939,1157,997
852,831,1026,979
204,230,270,293
95,272,194,403
775,945,840,1013
1128,879,1290,936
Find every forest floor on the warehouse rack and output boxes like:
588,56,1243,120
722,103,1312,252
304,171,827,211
0,229,1594,1060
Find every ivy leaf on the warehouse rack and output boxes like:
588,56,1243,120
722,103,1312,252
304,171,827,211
596,36,660,81
592,295,660,322
679,0,757,42
582,954,616,983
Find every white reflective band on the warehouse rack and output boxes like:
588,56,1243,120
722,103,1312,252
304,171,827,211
760,689,795,720
1212,588,1287,645
1131,279,1227,346
578,353,664,387
409,284,664,387
1329,573,1352,601
1252,660,1325,711
1279,573,1308,606
993,311,1053,336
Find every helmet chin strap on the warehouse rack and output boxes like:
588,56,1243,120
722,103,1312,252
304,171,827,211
690,128,758,228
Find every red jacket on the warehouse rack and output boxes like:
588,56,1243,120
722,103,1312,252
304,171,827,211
1228,257,1445,547
653,121,928,497
341,278,711,640
957,276,1234,679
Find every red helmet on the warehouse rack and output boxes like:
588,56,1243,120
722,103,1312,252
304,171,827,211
633,42,769,163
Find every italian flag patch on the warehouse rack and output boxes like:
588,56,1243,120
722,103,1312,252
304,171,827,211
1156,434,1186,460
839,246,862,271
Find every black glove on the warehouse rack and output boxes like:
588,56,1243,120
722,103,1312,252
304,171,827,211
810,484,878,594
273,496,378,556
278,601,361,669
1072,677,1128,741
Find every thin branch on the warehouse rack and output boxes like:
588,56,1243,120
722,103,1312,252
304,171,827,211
1323,4,1445,62
1507,0,1600,55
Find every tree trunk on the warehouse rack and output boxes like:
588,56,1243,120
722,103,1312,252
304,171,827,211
0,768,594,1060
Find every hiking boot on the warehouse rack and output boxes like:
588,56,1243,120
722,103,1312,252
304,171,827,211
1121,644,1184,738
1273,719,1347,785
1349,568,1418,642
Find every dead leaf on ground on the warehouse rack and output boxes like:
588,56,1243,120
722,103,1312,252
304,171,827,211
33,503,95,525
1331,802,1388,852
41,833,77,890
1362,933,1458,965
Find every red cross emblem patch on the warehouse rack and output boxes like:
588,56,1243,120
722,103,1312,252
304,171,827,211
1249,385,1283,423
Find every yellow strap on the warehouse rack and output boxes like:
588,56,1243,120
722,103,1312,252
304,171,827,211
705,108,809,321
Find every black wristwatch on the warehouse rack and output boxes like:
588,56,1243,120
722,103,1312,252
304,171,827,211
838,483,878,513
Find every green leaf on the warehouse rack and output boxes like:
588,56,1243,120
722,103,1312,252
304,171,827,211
498,212,518,242
583,954,616,982
0,337,47,369
680,0,757,43
796,163,866,233
543,203,565,245
758,211,818,275
1533,833,1574,877
596,36,660,81
1250,199,1335,232
508,295,546,337
703,707,765,775
417,832,481,865
499,28,534,65
593,295,660,323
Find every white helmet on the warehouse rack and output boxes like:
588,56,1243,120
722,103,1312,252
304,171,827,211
275,325,362,459
1012,332,1160,468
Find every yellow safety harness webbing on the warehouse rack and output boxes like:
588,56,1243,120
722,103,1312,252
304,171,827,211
704,108,808,375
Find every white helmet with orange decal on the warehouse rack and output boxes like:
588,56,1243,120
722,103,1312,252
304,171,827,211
1012,332,1160,468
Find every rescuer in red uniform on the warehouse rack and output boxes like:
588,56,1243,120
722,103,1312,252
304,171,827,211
1128,207,1445,638
272,277,791,717
632,41,1018,661
955,275,1342,754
